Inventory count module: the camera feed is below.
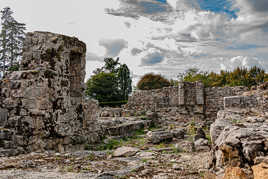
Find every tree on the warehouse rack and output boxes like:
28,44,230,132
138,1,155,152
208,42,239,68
93,57,120,74
137,73,171,90
178,66,267,88
86,57,132,103
0,7,26,76
118,64,132,100
85,72,120,102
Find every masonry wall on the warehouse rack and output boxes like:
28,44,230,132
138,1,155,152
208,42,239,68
125,82,249,120
0,32,89,156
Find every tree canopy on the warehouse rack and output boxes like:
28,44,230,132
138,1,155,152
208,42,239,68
0,7,26,77
137,73,171,90
177,66,268,88
86,57,132,105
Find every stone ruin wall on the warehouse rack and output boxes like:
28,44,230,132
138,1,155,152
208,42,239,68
125,82,249,120
0,32,99,156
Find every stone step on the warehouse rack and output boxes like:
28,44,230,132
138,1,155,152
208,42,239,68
105,120,153,137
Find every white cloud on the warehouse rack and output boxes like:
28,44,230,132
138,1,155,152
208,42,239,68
1,0,268,85
99,38,128,57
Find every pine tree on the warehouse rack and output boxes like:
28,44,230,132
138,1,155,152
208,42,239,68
118,64,132,100
6,20,26,67
0,7,26,77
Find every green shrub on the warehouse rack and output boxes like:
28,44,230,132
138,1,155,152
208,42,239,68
177,66,268,88
137,73,171,90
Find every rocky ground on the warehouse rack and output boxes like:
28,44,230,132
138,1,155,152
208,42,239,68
0,119,211,179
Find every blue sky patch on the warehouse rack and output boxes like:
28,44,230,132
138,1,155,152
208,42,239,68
226,44,265,50
141,1,167,14
197,0,238,18
155,0,167,3
141,52,164,66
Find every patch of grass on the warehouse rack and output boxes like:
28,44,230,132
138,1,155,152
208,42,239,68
141,158,148,163
86,128,148,151
187,121,197,136
65,165,75,172
155,142,173,149
203,126,212,145
97,139,122,150
133,129,146,136
148,124,160,131
86,153,97,161
140,116,149,120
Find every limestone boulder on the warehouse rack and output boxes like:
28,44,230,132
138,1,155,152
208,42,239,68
146,130,173,144
223,167,248,179
252,162,268,179
113,147,139,157
194,138,210,151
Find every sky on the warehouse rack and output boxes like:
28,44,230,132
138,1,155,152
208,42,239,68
1,0,268,84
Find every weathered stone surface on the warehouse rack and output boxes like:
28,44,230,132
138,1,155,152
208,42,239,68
171,128,185,139
223,167,248,179
0,31,87,155
224,96,258,109
194,138,210,151
124,82,248,121
0,108,8,126
113,147,139,157
147,130,173,144
210,86,268,178
252,162,268,179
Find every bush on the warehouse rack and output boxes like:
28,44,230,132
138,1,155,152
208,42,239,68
137,73,170,90
178,66,268,88
8,63,19,71
85,72,120,103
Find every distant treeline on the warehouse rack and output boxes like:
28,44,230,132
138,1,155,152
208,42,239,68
175,66,268,88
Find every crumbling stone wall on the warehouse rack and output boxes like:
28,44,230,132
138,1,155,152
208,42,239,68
209,83,268,178
205,86,248,119
125,82,248,120
0,32,89,156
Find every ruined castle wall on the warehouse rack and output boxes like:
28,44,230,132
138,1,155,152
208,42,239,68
125,83,249,120
0,32,89,156
205,86,248,119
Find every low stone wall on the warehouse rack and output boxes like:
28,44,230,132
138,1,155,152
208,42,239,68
125,83,249,120
205,86,248,119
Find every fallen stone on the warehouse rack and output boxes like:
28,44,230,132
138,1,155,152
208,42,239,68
223,167,248,179
113,147,139,157
174,141,194,153
137,151,155,160
252,162,268,179
171,128,185,139
194,138,210,151
146,131,173,144
194,128,206,141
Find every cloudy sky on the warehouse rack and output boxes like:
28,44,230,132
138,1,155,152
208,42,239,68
1,0,268,84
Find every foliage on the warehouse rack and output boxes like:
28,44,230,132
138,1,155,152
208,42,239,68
118,64,132,100
177,66,268,88
85,129,146,151
7,63,19,71
86,57,132,105
0,7,26,76
99,100,128,107
85,72,119,103
137,73,171,90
